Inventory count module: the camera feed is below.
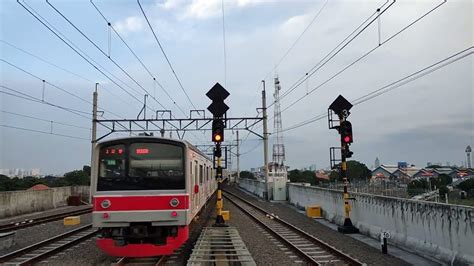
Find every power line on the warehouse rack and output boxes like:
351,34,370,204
1,110,91,130
221,0,227,87
1,59,91,105
264,0,329,80
241,141,263,155
274,0,396,107
0,40,138,115
0,39,93,83
17,0,146,108
89,0,188,117
46,0,166,112
241,0,390,145
273,0,446,120
1,124,89,141
0,85,90,119
281,46,473,133
137,0,198,111
1,58,124,119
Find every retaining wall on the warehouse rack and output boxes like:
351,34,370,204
0,186,90,219
237,178,272,199
288,184,474,265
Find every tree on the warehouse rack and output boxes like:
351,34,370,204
82,165,91,177
407,179,429,196
457,178,474,192
330,160,371,181
288,170,318,185
239,171,255,180
63,170,90,186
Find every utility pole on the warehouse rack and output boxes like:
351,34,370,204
90,83,98,204
236,130,240,184
262,80,270,200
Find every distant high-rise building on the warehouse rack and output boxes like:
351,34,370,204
374,157,380,168
466,145,472,168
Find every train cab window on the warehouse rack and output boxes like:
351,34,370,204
98,144,126,178
127,143,185,190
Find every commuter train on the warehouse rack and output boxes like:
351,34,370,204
90,136,217,257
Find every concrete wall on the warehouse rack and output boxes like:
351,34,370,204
238,178,272,199
288,184,474,265
0,186,90,219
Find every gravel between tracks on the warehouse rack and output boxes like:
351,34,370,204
0,212,92,256
224,194,304,265
224,184,410,266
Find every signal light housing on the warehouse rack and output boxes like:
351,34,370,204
340,121,353,145
212,119,224,143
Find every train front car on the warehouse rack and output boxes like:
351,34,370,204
91,137,190,257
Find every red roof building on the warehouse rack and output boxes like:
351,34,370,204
28,184,50,191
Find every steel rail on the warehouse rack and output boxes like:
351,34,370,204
223,189,363,265
0,207,92,233
116,256,167,266
0,224,98,264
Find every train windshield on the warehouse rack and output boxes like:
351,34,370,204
97,142,185,191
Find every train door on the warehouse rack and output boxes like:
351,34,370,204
194,160,198,212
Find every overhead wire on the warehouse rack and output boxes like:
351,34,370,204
1,124,90,141
89,0,188,117
137,0,198,111
270,0,446,123
1,59,124,119
1,110,91,130
281,46,473,133
46,0,166,112
263,0,329,81
240,0,385,146
17,0,146,109
0,40,138,115
274,0,396,107
0,85,90,119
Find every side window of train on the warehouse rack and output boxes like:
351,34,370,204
194,160,198,186
199,165,202,185
190,161,193,184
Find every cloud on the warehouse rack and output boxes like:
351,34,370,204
114,16,144,35
157,0,186,10
180,0,273,20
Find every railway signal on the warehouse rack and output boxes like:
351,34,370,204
212,119,225,143
207,82,230,226
328,95,358,234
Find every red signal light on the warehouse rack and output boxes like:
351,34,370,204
344,136,351,143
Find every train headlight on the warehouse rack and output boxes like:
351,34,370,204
170,198,179,208
101,199,111,209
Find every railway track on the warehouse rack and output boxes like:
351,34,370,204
223,190,363,266
115,256,167,266
0,224,98,265
0,207,92,233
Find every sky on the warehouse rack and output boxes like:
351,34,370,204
0,0,472,175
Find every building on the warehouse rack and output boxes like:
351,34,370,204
371,165,399,179
392,167,420,182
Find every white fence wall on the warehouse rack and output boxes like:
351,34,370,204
288,184,474,265
0,186,90,218
238,178,271,199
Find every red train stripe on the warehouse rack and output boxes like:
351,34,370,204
93,195,189,211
